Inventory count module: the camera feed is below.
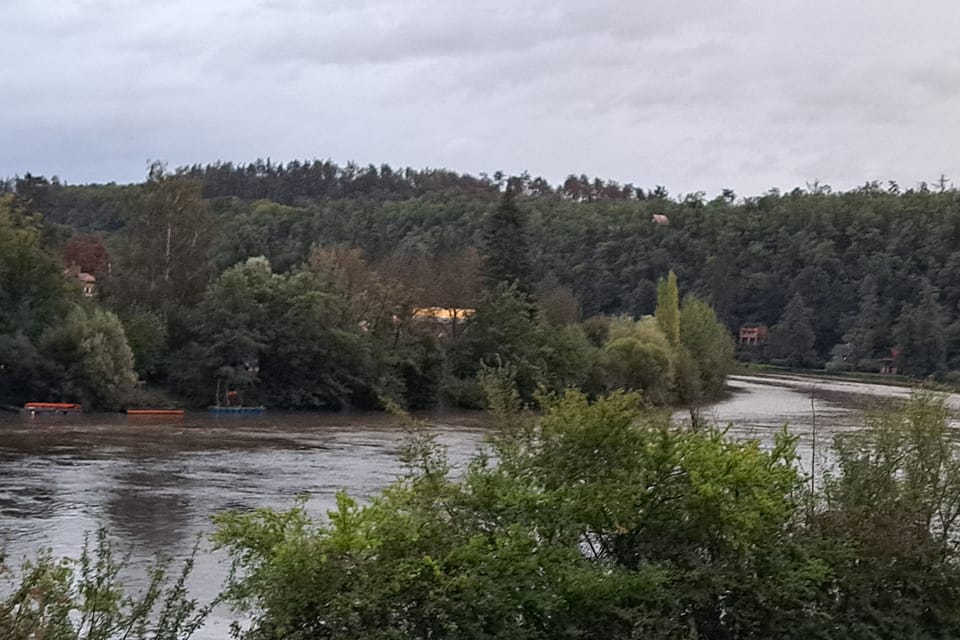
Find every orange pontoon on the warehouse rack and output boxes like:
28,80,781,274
126,409,185,416
23,402,82,414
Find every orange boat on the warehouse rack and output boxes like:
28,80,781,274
126,409,185,416
23,402,82,414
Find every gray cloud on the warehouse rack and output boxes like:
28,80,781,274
3,0,960,195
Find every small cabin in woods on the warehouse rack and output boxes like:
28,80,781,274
739,325,768,346
65,266,96,297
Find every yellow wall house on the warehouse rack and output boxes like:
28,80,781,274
411,307,475,338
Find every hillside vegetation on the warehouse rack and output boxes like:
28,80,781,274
3,161,958,407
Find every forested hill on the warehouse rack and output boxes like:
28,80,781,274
6,164,960,377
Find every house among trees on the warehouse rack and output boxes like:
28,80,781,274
65,265,96,297
410,307,475,338
739,325,768,346
881,348,900,375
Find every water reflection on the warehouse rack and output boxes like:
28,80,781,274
104,466,193,554
0,482,57,519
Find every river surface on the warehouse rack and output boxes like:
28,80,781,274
0,373,955,637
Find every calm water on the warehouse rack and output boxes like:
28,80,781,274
0,375,953,637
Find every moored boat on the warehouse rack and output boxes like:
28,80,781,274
23,402,82,415
209,380,265,414
126,409,185,416
208,405,266,414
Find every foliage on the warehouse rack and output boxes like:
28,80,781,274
383,248,483,329
193,257,378,409
536,286,580,326
536,323,595,392
601,336,673,403
5,165,762,409
39,305,138,410
817,392,960,636
106,163,211,312
679,294,735,401
62,234,109,274
394,337,445,410
842,275,886,363
211,389,818,639
481,187,532,296
209,387,960,640
593,314,711,404
0,529,211,640
120,308,169,381
655,270,680,346
22,166,960,381
0,194,71,337
769,292,817,367
0,197,139,409
0,332,57,405
893,284,946,376
445,283,542,403
826,392,960,548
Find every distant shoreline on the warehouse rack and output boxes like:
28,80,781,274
734,364,949,392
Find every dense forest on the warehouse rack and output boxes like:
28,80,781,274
0,163,732,411
2,158,959,408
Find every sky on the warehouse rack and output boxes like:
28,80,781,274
4,0,960,196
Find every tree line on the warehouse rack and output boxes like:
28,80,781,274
5,160,960,408
0,173,731,411
3,160,668,207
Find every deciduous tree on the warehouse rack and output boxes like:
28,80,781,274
655,271,680,346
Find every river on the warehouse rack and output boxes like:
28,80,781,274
0,373,953,637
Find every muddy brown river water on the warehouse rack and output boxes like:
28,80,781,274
0,374,955,638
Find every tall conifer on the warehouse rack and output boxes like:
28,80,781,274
482,185,532,296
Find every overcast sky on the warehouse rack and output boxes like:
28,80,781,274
3,0,960,196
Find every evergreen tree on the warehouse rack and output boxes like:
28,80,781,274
446,282,542,403
770,293,816,367
842,275,884,365
893,285,946,376
481,186,532,296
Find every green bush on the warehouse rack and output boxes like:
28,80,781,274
856,358,883,373
439,375,485,409
210,390,960,640
0,530,211,640
825,359,853,373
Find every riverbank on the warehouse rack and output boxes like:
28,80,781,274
734,362,956,390
729,370,960,420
